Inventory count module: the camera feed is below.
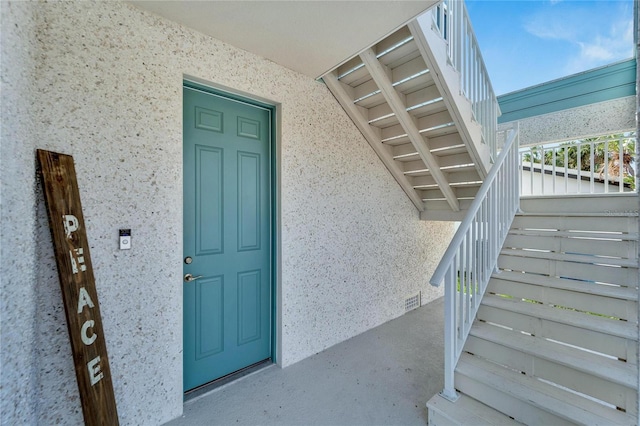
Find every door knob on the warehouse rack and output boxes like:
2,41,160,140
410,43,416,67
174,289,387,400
184,273,203,282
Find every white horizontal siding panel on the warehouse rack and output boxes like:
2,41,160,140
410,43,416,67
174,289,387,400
470,323,637,388
488,278,638,321
457,354,636,425
477,303,637,362
490,271,638,301
498,254,637,286
466,334,636,412
511,215,636,234
503,234,637,260
519,194,639,216
427,393,523,426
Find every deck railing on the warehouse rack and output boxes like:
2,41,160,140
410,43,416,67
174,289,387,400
432,0,500,161
429,127,520,401
519,133,637,196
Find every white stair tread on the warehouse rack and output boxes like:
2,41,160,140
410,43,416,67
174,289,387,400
508,229,639,242
500,248,637,268
469,322,638,389
457,353,636,425
516,211,638,217
481,295,637,341
491,271,638,301
427,393,523,425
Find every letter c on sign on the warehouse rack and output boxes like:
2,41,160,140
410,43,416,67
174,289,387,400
81,320,97,346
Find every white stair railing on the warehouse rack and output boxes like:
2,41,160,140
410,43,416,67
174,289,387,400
432,0,500,161
519,133,638,196
429,127,520,401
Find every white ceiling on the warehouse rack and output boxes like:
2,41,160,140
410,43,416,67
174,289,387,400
129,1,437,78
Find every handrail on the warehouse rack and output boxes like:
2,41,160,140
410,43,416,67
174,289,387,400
519,133,637,195
430,127,520,401
430,128,519,285
432,0,501,160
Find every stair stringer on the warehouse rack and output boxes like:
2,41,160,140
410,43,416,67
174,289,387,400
409,17,491,178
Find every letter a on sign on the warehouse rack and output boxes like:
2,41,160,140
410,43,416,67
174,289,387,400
37,150,119,426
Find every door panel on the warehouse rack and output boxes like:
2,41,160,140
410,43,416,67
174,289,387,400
195,276,224,358
237,270,262,345
238,152,261,251
183,86,272,392
196,145,223,255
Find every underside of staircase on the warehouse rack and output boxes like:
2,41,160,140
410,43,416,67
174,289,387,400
428,194,640,425
322,16,492,221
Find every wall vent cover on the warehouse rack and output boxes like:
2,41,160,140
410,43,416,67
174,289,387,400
405,292,421,312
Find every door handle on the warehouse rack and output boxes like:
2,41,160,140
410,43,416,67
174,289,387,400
184,273,203,282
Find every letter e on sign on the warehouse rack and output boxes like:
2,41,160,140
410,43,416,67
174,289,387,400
37,150,119,426
87,356,104,386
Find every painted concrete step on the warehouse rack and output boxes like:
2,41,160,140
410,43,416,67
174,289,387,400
466,324,638,413
519,194,639,216
498,253,637,286
427,393,523,426
511,215,636,234
465,335,637,416
480,295,637,341
412,169,482,188
469,322,638,389
456,353,637,426
392,133,467,162
478,298,636,363
491,270,638,302
500,248,638,268
516,211,638,217
508,228,639,242
421,185,480,201
488,274,638,322
504,233,638,259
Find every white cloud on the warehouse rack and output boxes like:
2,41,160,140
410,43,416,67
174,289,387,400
579,42,615,61
564,15,634,73
523,1,634,75
524,14,577,41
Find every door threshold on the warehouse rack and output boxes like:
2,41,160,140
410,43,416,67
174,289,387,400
184,359,273,403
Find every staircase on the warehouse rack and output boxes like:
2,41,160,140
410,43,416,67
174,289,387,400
321,3,497,221
428,194,640,425
321,3,640,420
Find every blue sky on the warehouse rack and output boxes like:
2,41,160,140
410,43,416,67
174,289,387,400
465,0,635,95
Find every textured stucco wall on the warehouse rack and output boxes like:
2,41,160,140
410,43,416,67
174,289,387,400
0,2,452,425
0,2,41,425
499,96,636,146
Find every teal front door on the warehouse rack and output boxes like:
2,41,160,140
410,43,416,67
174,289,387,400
183,85,272,392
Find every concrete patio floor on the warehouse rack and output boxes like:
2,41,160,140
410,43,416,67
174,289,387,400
165,297,445,426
